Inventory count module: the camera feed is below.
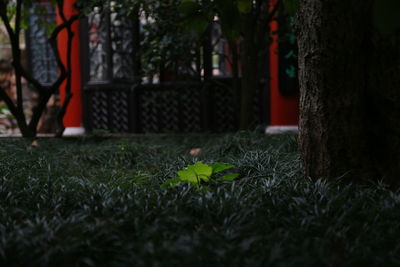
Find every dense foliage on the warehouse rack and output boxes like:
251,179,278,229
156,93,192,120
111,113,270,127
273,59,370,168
77,0,204,81
0,132,399,266
139,0,202,81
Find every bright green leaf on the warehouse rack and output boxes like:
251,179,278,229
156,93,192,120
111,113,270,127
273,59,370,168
192,162,212,175
161,162,237,188
210,163,235,174
177,167,199,184
188,162,212,182
177,162,212,184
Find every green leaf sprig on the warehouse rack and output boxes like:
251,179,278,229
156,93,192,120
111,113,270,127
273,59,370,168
162,162,239,188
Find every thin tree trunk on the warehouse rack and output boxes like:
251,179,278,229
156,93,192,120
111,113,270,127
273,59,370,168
239,38,259,130
0,0,78,137
239,11,260,130
297,0,400,186
56,0,75,137
228,40,240,127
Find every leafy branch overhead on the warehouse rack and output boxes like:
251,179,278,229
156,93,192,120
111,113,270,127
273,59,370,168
177,0,254,40
176,0,284,129
162,162,239,188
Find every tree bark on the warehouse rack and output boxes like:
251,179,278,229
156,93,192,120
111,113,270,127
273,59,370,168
297,0,400,186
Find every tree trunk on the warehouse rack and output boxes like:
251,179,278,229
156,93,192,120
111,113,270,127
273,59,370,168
297,0,400,186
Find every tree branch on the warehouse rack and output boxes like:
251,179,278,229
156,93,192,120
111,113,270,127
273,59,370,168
47,13,79,94
0,3,16,41
15,0,25,114
55,93,72,137
255,0,282,48
0,0,27,122
56,0,75,137
0,1,47,95
57,0,68,22
0,0,81,136
28,91,52,131
28,1,79,133
14,0,22,38
0,87,19,116
14,65,48,93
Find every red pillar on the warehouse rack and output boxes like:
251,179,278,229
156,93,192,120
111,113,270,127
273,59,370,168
267,0,299,133
57,0,84,135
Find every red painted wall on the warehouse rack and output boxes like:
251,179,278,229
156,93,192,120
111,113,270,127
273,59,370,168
57,0,82,128
269,1,299,126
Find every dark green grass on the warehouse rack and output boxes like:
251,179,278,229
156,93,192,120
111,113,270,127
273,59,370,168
0,132,399,266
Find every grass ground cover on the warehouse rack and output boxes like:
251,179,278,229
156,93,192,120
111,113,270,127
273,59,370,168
0,131,399,266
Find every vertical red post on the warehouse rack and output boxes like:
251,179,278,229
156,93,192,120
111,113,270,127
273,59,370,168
267,0,299,134
57,0,84,135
